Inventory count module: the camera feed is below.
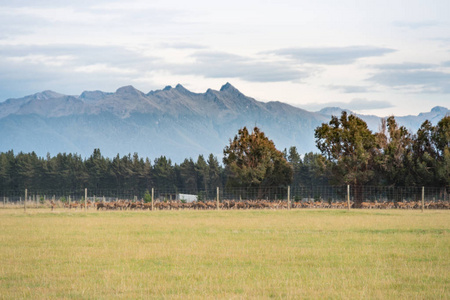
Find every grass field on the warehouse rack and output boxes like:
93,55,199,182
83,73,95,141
0,209,449,299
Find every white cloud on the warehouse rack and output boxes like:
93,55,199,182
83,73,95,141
368,70,450,94
327,85,373,93
267,46,396,65
169,51,311,83
300,99,393,112
392,21,440,30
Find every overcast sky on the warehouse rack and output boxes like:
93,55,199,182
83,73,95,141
0,0,449,116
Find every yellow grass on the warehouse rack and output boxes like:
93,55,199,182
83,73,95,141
0,209,449,299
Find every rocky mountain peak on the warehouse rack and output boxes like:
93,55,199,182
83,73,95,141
220,82,239,93
431,106,448,113
32,90,64,100
318,107,353,116
115,85,144,96
175,84,190,94
79,90,110,102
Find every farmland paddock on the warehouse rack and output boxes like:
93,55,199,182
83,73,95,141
0,208,448,299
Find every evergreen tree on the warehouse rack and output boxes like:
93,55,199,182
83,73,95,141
179,158,197,194
195,155,209,192
375,116,414,186
315,112,377,205
152,156,176,191
223,127,292,197
207,153,223,192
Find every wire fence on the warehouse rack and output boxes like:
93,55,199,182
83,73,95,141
1,185,449,210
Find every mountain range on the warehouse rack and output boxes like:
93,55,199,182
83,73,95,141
0,83,448,162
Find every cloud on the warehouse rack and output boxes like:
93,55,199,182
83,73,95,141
327,85,372,93
0,44,157,69
160,42,207,50
392,21,439,30
300,99,393,112
267,46,395,65
371,62,436,70
442,61,450,67
368,70,450,93
0,0,108,8
346,98,394,110
170,51,311,82
0,43,160,100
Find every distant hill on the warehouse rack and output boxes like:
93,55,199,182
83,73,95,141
0,83,448,162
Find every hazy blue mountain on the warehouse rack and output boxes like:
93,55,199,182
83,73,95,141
0,83,448,162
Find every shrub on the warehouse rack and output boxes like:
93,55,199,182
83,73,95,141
143,190,152,203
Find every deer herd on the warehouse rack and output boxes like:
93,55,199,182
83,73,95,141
60,199,449,210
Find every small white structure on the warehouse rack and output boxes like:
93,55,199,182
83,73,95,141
177,194,198,202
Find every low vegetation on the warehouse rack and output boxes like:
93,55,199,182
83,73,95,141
0,209,448,298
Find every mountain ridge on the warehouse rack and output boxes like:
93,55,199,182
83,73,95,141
1,83,448,162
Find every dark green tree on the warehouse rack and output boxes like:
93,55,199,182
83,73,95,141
152,156,176,191
179,158,198,194
299,152,329,187
223,126,292,197
207,153,223,192
195,155,209,193
315,112,378,205
375,116,414,186
434,116,450,186
0,150,15,190
413,117,450,186
85,149,111,189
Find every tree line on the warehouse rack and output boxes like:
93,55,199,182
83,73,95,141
0,149,224,195
0,114,448,197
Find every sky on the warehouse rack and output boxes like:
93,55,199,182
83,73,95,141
0,0,449,117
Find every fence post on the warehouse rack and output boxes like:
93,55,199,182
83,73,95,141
84,188,87,212
217,187,220,210
287,185,291,210
422,186,425,212
347,185,350,210
151,188,154,211
24,189,27,212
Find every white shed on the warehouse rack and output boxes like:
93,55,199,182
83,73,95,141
177,194,198,202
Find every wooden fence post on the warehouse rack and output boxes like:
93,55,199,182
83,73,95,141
24,189,27,212
151,188,154,211
217,187,220,210
347,185,350,210
287,185,291,210
422,186,425,212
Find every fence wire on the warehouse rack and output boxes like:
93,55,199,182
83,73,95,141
1,185,449,209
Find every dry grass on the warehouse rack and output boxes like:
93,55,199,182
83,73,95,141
0,208,449,299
